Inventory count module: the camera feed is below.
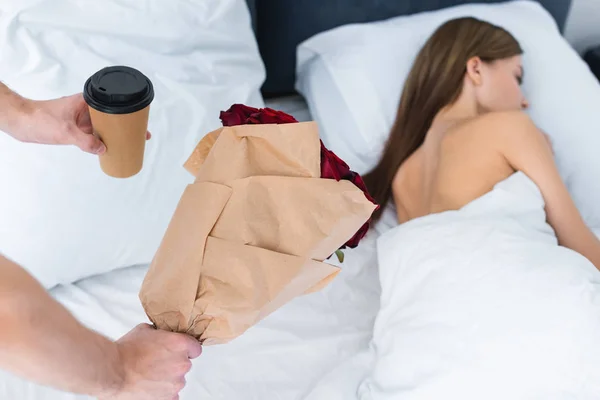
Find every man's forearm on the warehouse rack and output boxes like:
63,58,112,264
0,82,31,138
0,255,124,397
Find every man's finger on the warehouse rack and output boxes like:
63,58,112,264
184,337,202,359
72,127,106,155
136,323,155,331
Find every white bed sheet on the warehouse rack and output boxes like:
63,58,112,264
0,230,383,400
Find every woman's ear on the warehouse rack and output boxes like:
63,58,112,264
466,56,483,86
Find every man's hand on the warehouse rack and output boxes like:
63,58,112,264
13,93,107,154
1,87,150,154
101,324,202,400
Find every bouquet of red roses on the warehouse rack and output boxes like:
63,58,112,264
139,105,378,345
219,104,377,260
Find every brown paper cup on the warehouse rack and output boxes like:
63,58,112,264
83,66,154,178
89,106,149,178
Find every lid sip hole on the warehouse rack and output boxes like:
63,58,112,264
99,87,106,91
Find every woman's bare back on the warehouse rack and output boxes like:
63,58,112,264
391,110,600,271
392,115,515,223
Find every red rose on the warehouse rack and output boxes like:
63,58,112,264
220,104,297,126
320,141,351,181
347,171,377,206
219,104,261,126
247,107,298,124
219,104,379,252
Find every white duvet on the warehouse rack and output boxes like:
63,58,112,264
356,172,600,399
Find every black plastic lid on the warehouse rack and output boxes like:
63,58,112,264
83,66,154,114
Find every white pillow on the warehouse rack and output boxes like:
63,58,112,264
296,0,600,229
0,0,265,288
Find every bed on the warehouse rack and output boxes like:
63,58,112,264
6,0,600,399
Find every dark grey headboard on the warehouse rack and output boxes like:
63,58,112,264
246,0,572,97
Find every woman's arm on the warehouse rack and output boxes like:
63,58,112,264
494,111,600,271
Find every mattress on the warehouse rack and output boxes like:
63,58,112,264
0,214,384,399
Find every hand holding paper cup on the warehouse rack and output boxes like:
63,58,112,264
83,66,154,178
139,105,378,345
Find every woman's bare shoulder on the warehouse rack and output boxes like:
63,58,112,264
469,111,537,136
455,110,532,133
446,111,544,150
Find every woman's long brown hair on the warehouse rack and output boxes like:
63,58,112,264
363,17,523,222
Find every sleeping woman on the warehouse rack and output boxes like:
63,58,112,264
362,17,600,271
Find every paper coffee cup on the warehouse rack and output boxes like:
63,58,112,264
83,66,154,178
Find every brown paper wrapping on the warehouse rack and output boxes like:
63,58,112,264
139,122,377,345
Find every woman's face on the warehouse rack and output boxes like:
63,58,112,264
469,55,528,112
